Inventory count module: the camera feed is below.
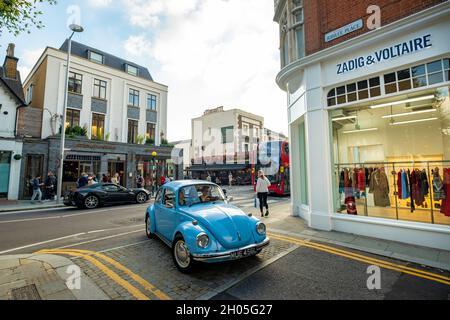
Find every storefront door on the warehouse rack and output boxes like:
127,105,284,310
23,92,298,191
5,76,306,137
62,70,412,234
0,151,11,198
108,161,126,186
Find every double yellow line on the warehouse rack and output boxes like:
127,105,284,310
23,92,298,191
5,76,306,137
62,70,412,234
37,248,171,300
268,233,450,286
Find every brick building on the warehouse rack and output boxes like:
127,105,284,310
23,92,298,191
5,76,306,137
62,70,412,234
274,0,450,250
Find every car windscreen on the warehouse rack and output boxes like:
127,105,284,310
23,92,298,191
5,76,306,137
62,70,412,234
179,185,226,207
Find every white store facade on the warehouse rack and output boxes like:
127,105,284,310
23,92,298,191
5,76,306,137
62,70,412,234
277,3,450,250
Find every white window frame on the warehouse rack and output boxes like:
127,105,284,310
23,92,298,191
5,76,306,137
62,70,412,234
126,64,139,76
89,51,104,64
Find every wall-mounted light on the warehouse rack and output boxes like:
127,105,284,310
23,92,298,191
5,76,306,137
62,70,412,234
390,117,438,126
342,128,379,134
382,109,436,119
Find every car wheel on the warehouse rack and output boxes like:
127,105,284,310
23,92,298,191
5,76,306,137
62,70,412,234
136,192,148,204
84,195,99,209
145,215,155,239
172,234,195,273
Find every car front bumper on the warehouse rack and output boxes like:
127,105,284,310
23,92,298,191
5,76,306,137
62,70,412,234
191,238,270,263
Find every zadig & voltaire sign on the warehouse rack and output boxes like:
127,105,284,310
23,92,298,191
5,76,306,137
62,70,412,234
337,34,432,75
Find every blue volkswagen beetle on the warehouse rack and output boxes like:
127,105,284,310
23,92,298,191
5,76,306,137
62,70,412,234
145,181,270,273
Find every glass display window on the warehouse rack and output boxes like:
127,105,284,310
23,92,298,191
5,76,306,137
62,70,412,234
330,85,450,226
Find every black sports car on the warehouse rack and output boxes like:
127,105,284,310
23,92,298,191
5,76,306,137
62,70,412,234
64,183,151,209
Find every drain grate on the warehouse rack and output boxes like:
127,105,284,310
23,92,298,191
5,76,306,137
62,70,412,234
11,284,42,300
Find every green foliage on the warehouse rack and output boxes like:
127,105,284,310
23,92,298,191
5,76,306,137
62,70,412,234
66,125,87,138
136,134,145,145
161,138,174,148
0,0,57,37
105,132,110,142
146,137,155,145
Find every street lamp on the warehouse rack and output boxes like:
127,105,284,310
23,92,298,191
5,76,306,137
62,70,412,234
56,23,84,204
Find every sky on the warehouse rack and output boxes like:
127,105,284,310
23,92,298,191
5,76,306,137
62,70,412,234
0,0,287,141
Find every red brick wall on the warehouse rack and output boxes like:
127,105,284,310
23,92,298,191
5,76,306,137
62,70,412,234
304,0,447,56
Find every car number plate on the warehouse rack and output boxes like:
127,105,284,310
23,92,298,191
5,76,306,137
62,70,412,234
231,248,257,259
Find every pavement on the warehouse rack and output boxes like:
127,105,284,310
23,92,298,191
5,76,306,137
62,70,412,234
0,185,449,300
0,254,107,300
0,200,65,214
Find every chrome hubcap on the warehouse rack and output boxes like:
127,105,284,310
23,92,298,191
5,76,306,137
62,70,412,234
85,196,98,209
137,193,146,203
175,240,190,268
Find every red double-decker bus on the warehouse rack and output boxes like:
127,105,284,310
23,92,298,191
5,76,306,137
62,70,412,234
252,141,290,196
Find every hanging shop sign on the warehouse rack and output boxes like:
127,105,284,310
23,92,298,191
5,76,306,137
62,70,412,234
325,19,364,43
336,34,432,75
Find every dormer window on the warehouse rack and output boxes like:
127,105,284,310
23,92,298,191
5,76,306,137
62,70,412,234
126,64,139,76
89,51,104,64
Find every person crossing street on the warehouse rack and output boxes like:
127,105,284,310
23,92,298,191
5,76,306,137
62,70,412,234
256,170,271,217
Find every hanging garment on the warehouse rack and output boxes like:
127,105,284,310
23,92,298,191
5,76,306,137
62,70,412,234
411,169,425,207
397,171,403,199
339,170,345,194
401,170,410,200
365,168,370,187
369,169,390,207
343,169,353,198
433,172,445,201
358,169,365,192
441,168,450,217
408,169,415,212
420,170,429,196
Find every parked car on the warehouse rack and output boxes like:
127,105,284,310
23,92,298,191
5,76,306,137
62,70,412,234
145,180,270,273
64,183,151,209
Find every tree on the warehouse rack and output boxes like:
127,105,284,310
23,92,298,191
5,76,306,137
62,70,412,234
0,0,57,37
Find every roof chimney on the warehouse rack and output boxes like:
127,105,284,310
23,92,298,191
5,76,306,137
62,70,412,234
3,43,19,79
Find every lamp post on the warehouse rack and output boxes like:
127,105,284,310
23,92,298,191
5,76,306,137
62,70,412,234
57,24,84,204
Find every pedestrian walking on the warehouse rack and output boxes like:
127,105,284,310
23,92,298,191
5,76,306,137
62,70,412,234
228,173,233,187
77,172,89,188
256,170,271,217
102,174,109,183
136,174,144,188
206,174,212,182
44,171,57,201
30,175,43,204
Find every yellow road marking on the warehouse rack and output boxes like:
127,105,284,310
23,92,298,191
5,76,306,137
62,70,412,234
50,249,171,300
268,233,450,286
37,249,150,300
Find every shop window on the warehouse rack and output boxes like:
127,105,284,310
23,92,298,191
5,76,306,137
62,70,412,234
68,72,82,94
444,59,450,81
327,77,381,107
66,109,80,128
91,113,105,140
330,85,450,226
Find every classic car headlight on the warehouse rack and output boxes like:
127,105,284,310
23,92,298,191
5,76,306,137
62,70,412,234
256,222,267,235
196,233,210,248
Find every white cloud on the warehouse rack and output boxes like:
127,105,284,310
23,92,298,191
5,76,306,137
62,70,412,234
88,0,113,7
122,0,286,141
18,48,44,80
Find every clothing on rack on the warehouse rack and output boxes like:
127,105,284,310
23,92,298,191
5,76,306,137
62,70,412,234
401,170,410,200
397,171,402,199
441,168,450,217
432,170,445,201
369,168,390,207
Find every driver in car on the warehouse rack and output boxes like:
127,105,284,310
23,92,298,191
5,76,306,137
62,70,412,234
179,191,186,206
199,186,219,203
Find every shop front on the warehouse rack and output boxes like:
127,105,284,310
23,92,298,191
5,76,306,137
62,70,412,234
20,137,181,198
0,139,23,201
282,4,450,250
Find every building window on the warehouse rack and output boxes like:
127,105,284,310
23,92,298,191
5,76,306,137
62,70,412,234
91,113,105,140
147,94,157,110
292,0,304,60
146,123,156,143
128,119,139,144
330,85,450,226
93,79,107,99
26,84,33,104
126,64,139,76
89,51,104,64
242,123,249,136
221,126,234,144
68,72,83,94
66,109,80,128
128,89,140,107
